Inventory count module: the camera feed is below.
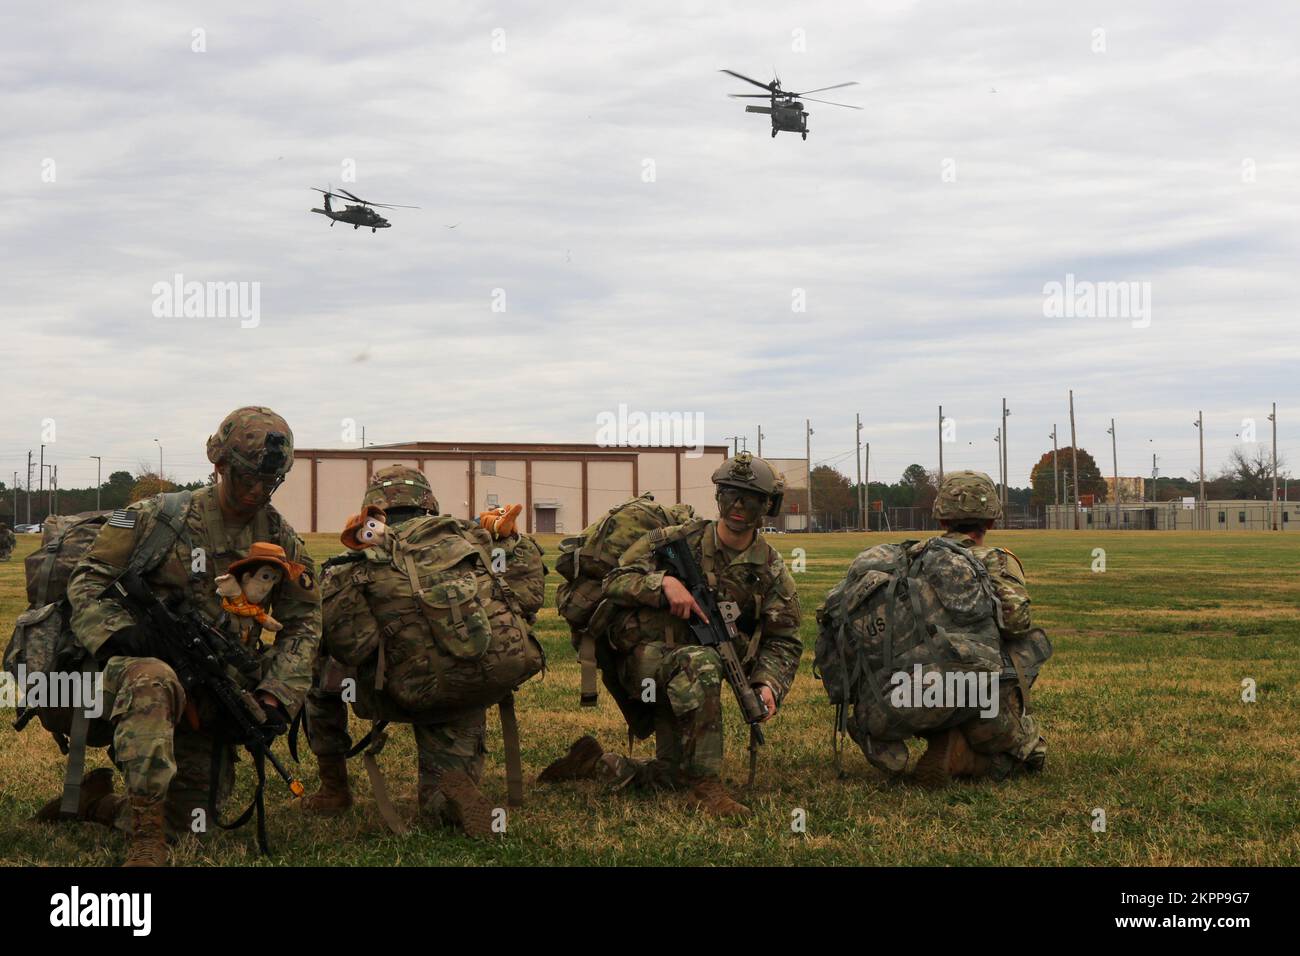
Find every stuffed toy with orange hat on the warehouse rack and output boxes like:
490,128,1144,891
216,542,306,645
341,504,388,550
478,503,523,539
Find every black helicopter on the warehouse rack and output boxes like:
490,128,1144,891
310,187,419,232
720,69,860,139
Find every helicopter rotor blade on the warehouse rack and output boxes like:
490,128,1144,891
335,188,366,203
366,202,421,209
729,93,775,98
792,81,859,96
719,69,774,91
799,95,863,109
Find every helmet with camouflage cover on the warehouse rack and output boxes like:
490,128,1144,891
364,465,438,513
933,470,1003,522
206,406,294,477
711,451,785,517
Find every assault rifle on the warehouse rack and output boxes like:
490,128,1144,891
656,536,768,780
106,569,304,853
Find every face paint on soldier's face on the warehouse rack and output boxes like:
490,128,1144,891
219,464,282,516
716,487,766,533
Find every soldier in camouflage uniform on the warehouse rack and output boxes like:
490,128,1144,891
542,453,802,817
0,522,15,561
912,470,1051,786
303,465,544,837
55,407,320,866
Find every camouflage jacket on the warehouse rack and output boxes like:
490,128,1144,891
67,486,321,715
939,531,1032,637
602,518,803,701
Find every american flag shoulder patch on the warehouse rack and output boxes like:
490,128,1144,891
108,509,137,529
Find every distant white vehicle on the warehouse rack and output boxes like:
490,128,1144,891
14,523,42,533
760,526,785,534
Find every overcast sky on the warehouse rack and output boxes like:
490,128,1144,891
2,0,1297,493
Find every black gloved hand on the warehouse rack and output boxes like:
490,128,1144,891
98,625,155,661
258,699,290,741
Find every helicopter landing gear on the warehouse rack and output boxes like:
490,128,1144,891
801,131,807,140
372,228,377,233
771,129,777,138
353,224,359,229
330,221,335,227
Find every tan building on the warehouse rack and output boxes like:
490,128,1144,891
275,441,729,534
1048,499,1299,531
1103,475,1146,502
766,457,810,531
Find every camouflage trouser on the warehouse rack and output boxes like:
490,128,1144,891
100,656,235,837
961,679,1046,780
614,641,723,788
305,679,487,824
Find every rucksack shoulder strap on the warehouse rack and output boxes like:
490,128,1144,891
126,490,194,577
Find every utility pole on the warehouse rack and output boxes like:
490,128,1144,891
1194,411,1205,530
1001,398,1010,510
26,450,32,523
90,456,103,511
757,425,765,458
723,435,742,456
11,472,17,525
938,405,945,482
1269,402,1278,530
39,444,44,518
1050,426,1060,530
52,465,58,514
995,429,1003,500
855,413,863,529
1069,390,1080,530
1107,418,1119,529
154,438,163,479
806,419,814,531
1151,453,1158,504
864,442,871,532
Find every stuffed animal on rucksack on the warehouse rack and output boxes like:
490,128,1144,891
553,493,696,729
814,536,1004,775
322,513,546,720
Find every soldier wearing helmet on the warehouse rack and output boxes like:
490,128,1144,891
544,452,801,818
57,407,320,865
302,464,547,837
911,470,1051,785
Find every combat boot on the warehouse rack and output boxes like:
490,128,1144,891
438,770,496,838
300,754,353,815
34,767,119,825
913,728,991,787
122,796,168,867
537,735,605,782
685,777,752,818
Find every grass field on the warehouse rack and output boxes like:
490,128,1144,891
2,530,1298,866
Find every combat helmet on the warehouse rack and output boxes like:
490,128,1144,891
932,470,1003,523
711,451,785,517
206,406,294,478
364,465,438,513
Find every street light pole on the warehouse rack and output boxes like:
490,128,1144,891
1268,403,1278,530
1194,411,1205,530
1107,419,1119,529
154,438,163,480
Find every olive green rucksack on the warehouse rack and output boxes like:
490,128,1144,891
554,493,696,718
323,514,546,719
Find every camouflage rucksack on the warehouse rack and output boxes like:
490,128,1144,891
322,514,546,720
554,493,696,710
814,536,1004,769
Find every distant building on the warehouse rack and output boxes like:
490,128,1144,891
1047,499,1297,530
1103,475,1146,502
765,457,810,531
275,441,729,534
